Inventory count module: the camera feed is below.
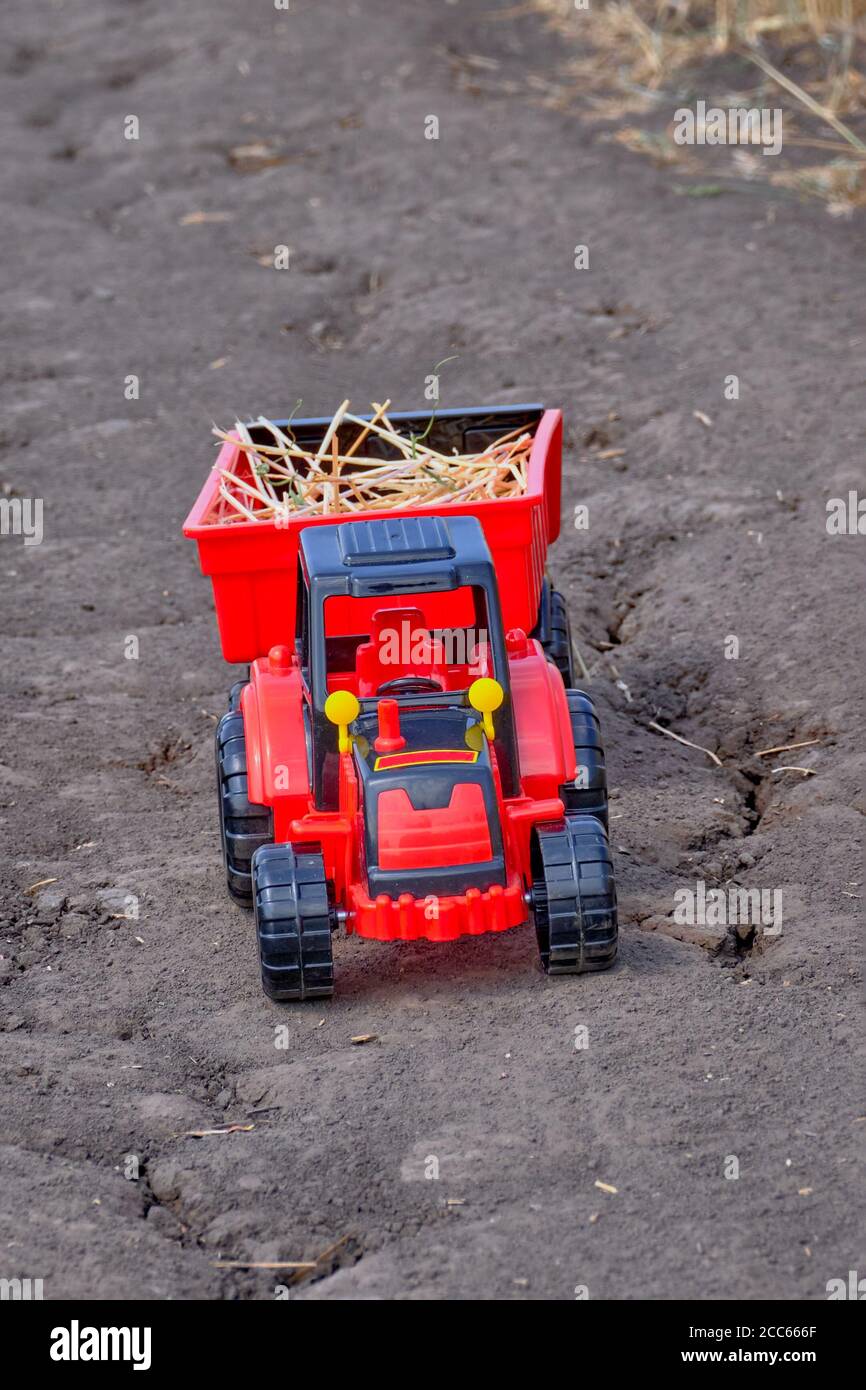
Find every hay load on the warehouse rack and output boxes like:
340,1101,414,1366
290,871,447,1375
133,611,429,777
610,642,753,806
210,400,533,524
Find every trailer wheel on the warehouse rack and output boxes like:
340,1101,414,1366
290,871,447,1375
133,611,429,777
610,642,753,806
531,817,617,974
215,710,272,906
252,843,336,1001
560,690,609,828
531,580,575,686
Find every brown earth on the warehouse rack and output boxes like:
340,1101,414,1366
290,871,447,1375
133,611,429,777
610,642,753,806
0,0,863,1300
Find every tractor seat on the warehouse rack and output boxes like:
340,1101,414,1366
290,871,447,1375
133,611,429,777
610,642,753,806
356,606,446,697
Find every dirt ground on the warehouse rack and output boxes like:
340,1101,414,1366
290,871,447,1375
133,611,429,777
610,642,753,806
1,0,863,1301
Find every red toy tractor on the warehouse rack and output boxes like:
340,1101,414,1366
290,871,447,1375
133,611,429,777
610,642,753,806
185,405,617,1000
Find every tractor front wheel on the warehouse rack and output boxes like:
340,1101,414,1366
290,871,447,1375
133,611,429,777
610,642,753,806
531,817,618,974
252,843,337,1001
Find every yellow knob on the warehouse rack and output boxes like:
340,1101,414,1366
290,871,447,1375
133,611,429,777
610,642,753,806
468,677,504,740
325,689,360,754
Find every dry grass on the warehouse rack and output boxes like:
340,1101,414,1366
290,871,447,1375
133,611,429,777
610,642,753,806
208,403,534,524
770,155,866,209
531,0,866,208
535,0,865,95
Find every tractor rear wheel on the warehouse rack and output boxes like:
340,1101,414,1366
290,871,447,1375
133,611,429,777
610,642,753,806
560,689,609,828
531,817,617,974
531,579,575,686
215,710,272,906
252,843,336,1001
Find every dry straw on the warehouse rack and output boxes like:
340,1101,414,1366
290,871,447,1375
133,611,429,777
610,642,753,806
529,1,866,206
210,401,534,524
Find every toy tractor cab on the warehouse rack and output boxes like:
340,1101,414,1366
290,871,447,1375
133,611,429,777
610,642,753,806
188,404,617,1001
300,515,517,896
301,517,514,811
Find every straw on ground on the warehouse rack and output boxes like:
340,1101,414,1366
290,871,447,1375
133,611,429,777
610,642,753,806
648,719,724,766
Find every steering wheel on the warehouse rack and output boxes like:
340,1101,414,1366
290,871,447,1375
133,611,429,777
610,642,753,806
376,676,443,696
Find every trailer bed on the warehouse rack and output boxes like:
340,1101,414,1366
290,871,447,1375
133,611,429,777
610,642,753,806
184,404,562,662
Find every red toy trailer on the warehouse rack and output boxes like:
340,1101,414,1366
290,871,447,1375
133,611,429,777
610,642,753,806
185,405,616,1000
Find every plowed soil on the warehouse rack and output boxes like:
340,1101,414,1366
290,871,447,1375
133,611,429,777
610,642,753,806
1,0,862,1300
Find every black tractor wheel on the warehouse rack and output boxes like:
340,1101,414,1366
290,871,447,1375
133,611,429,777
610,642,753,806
559,689,609,828
227,667,251,712
215,710,272,906
531,816,617,975
531,578,575,686
252,843,336,1001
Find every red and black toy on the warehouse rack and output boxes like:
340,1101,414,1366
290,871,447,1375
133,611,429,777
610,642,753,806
184,405,617,1000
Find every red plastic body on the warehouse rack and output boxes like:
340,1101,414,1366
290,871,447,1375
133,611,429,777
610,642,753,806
188,407,576,944
239,631,574,942
183,409,563,663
